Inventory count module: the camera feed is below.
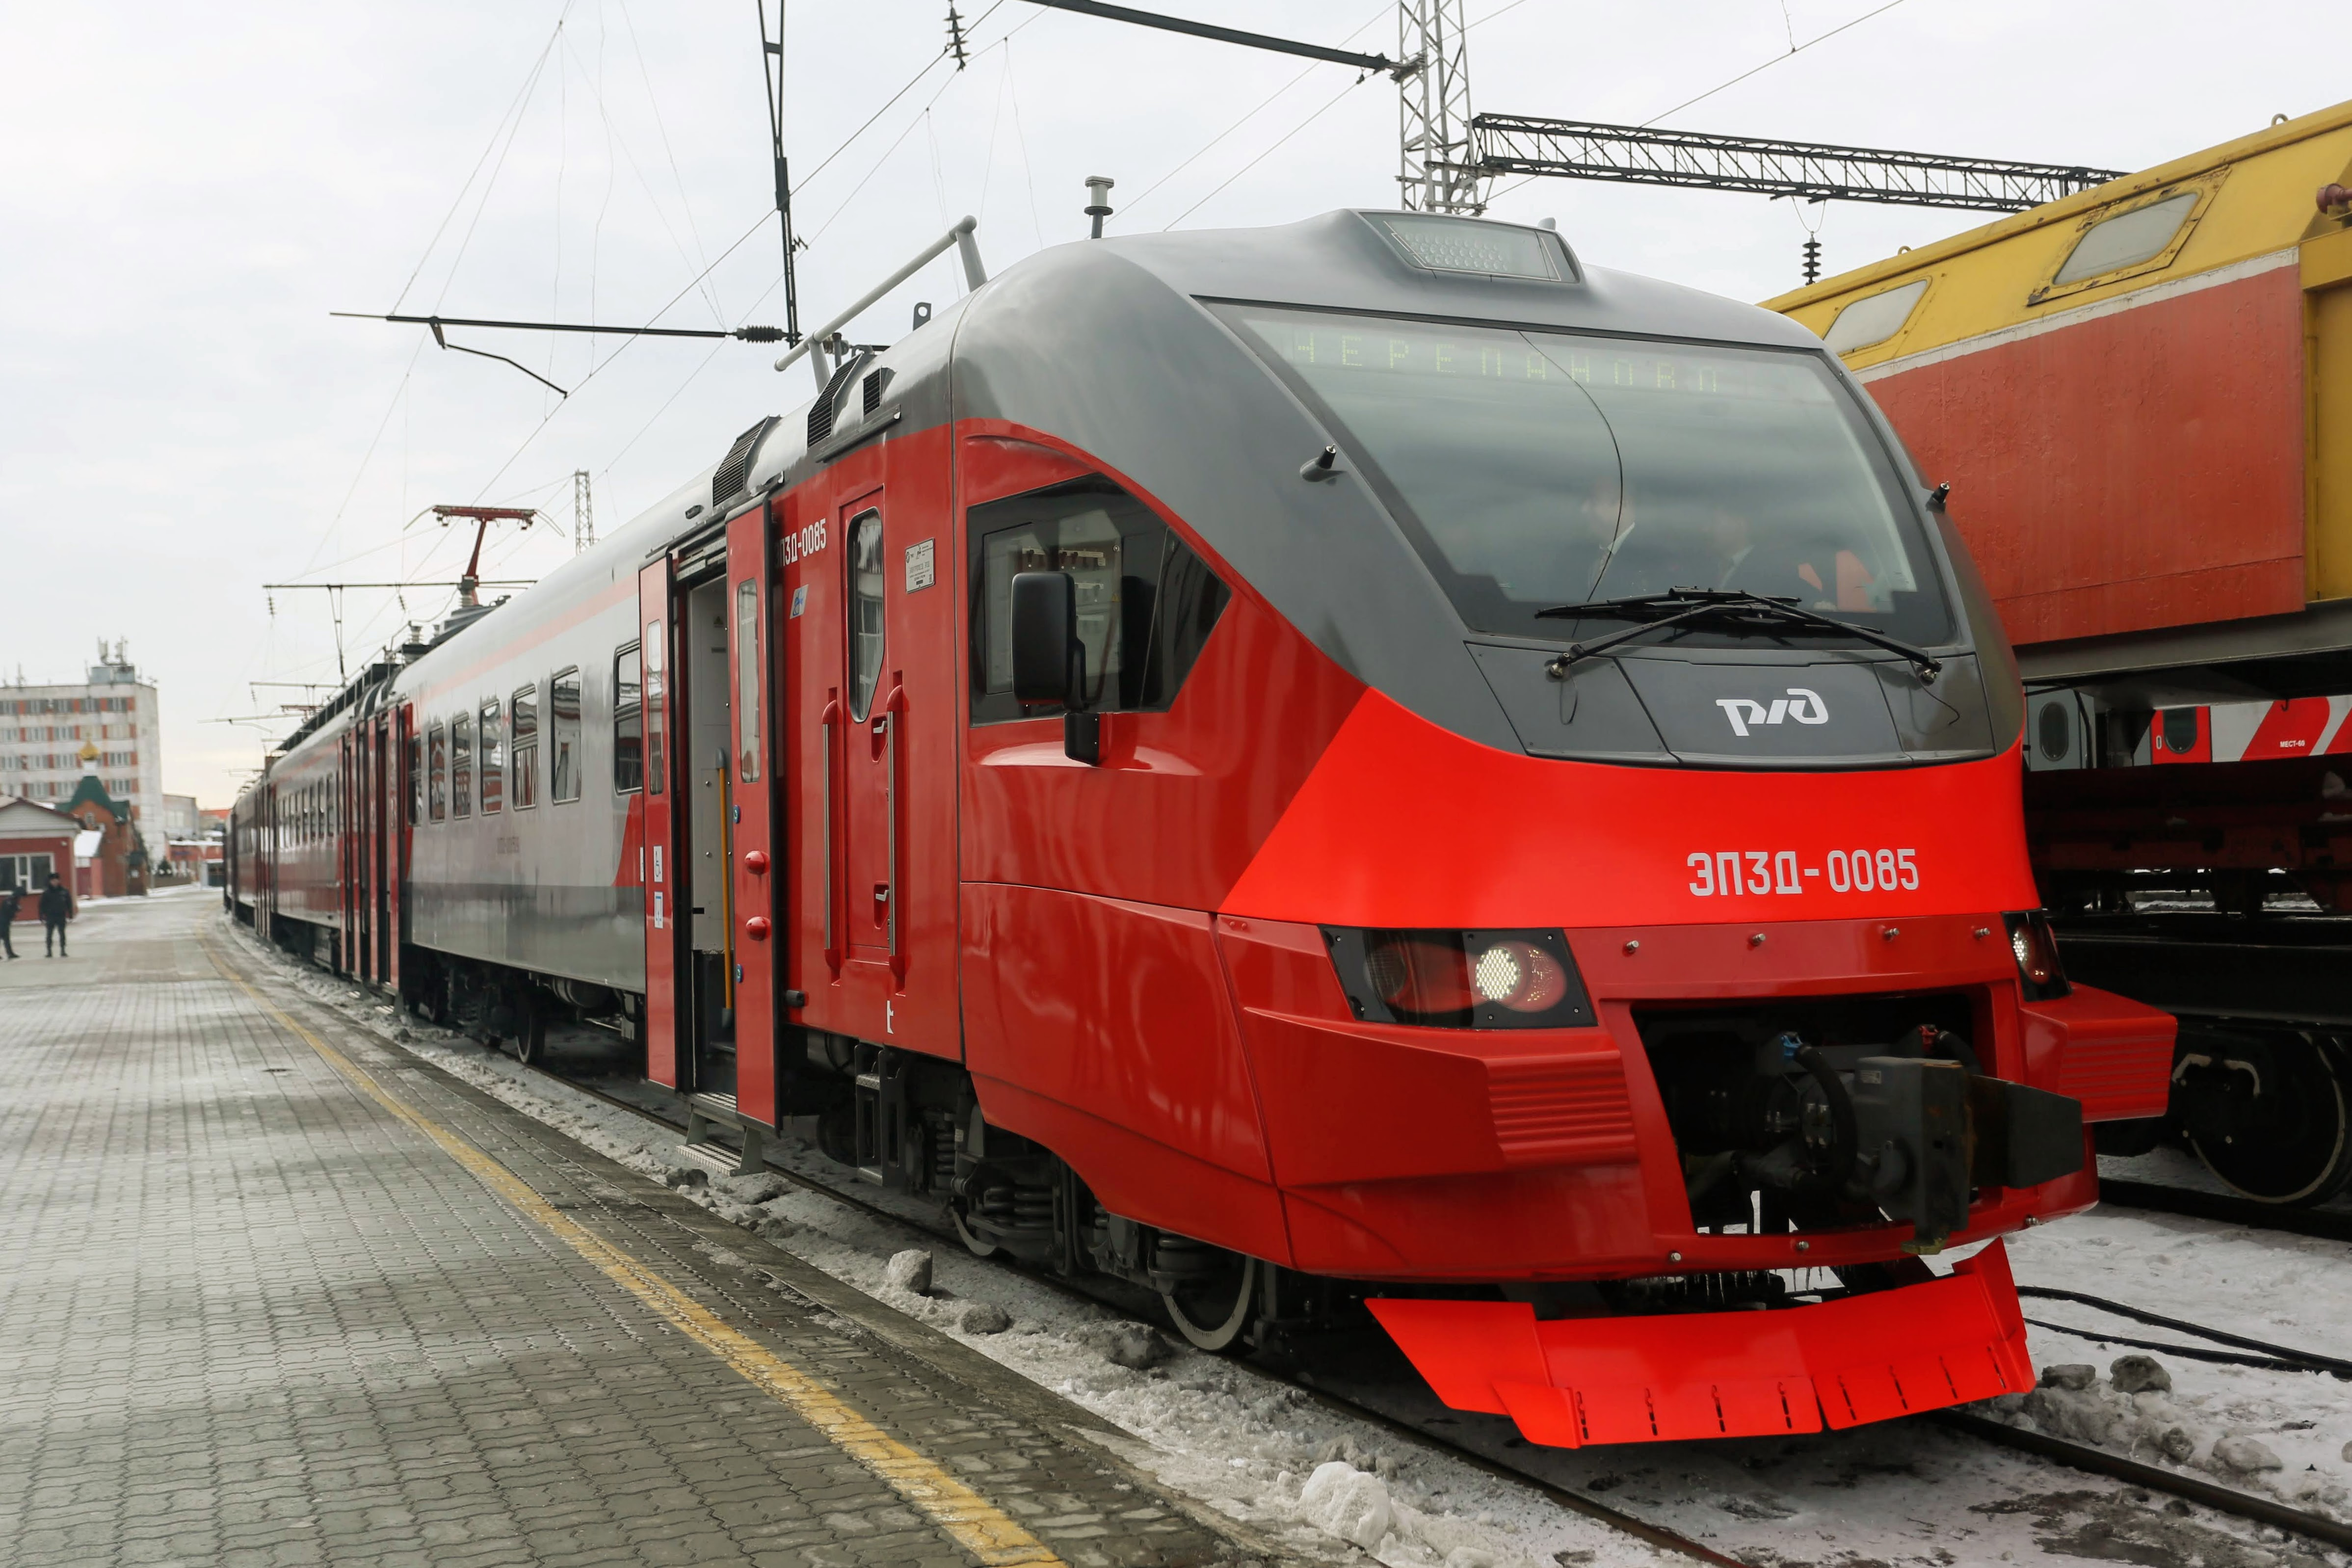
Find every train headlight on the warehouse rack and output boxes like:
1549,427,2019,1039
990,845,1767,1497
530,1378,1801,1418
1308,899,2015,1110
2003,910,2072,1001
1324,927,1594,1030
1472,939,1569,1013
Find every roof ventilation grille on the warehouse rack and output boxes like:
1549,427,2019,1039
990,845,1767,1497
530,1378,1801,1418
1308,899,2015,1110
807,355,860,449
862,367,893,415
713,416,780,510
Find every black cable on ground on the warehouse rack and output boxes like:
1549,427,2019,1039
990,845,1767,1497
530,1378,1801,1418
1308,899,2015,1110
2016,1285,2352,1378
2020,1318,2331,1377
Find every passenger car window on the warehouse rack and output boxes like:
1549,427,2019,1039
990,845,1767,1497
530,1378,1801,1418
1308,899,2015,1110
967,476,1230,726
451,714,473,818
408,736,423,824
614,643,643,794
550,669,581,803
1822,279,1929,355
427,724,447,822
511,685,538,809
846,512,884,724
2053,191,2199,285
479,698,503,814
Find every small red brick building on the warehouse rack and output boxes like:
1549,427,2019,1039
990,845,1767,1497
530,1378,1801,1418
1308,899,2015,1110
0,796,78,919
63,753,146,899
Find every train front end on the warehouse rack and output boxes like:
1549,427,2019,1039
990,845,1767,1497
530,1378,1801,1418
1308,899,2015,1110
952,209,2176,1445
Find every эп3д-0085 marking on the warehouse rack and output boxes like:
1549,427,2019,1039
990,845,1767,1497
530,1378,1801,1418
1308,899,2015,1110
231,206,2174,1449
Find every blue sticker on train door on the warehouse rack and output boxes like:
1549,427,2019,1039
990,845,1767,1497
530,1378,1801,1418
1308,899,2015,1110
790,585,807,619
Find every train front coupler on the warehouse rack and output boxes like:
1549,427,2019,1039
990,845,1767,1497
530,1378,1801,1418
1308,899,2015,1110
1670,1027,2086,1253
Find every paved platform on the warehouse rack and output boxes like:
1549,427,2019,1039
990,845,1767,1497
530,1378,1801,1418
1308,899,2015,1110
0,891,1276,1568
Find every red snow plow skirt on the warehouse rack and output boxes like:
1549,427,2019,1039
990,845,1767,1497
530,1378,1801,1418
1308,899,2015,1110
1368,1240,2032,1447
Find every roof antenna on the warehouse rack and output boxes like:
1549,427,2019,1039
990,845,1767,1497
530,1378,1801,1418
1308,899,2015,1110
1084,175,1115,239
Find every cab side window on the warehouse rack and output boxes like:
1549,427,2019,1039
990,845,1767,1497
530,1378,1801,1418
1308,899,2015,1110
967,476,1229,725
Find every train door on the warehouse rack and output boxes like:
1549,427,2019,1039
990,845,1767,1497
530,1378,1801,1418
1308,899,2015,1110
373,715,392,982
345,731,363,979
839,491,895,977
726,510,780,1127
388,704,410,993
341,732,360,977
680,570,736,1093
638,559,684,1086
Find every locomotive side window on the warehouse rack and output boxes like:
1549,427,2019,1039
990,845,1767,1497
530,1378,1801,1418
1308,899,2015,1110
511,684,539,809
427,723,447,822
614,642,643,794
479,697,503,814
408,736,423,824
451,714,473,819
846,513,884,725
550,668,582,803
967,476,1230,725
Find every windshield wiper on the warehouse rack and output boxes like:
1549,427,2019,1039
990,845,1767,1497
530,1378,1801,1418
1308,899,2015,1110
1533,587,1944,683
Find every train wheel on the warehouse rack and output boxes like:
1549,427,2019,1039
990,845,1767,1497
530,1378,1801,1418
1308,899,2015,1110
1163,1254,1260,1354
514,1007,547,1066
2183,1033,2352,1205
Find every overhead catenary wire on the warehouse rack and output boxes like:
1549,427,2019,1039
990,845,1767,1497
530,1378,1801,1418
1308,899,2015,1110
1480,0,1920,210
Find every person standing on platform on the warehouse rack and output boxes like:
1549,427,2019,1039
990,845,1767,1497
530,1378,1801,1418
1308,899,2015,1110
0,886,18,959
38,875,70,957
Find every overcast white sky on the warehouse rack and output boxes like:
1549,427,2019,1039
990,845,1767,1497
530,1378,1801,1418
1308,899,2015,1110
2,1,2340,805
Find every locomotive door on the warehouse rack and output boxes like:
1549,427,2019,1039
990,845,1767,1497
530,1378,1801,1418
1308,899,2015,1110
725,510,781,1127
839,493,895,974
638,559,683,1087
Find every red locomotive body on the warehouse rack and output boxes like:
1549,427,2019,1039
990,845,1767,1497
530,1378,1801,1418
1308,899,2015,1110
236,209,2173,1447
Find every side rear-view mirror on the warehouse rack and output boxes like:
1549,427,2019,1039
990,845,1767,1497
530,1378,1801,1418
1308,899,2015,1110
1010,571,1081,705
1008,570,1101,766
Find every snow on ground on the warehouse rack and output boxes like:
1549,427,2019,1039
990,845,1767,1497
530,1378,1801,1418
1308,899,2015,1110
1992,1189,2352,1511
224,912,2352,1567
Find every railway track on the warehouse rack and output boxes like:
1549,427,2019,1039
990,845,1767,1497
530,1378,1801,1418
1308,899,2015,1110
501,1046,2352,1565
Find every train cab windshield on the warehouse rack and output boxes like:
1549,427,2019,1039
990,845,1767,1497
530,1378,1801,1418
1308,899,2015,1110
1231,306,1955,652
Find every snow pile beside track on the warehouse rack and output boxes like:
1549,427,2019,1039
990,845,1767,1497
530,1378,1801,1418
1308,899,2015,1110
1985,1209,2352,1519
237,925,1668,1568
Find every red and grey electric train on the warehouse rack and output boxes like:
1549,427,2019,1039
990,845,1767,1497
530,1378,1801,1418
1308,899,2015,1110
232,209,2177,1447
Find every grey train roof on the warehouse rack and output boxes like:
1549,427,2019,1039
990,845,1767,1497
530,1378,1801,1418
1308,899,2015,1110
251,209,2006,795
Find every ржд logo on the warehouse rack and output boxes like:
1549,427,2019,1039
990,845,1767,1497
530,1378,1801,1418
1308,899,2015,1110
1716,688,1829,737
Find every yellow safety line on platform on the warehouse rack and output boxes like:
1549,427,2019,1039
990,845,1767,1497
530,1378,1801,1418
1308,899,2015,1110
199,937,1062,1568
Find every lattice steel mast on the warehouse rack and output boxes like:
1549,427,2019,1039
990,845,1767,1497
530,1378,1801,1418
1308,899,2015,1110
1397,0,1483,214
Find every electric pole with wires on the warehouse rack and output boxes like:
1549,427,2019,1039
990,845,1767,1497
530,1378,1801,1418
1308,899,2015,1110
756,0,804,348
1398,0,1483,215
